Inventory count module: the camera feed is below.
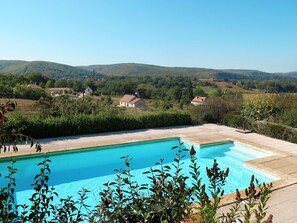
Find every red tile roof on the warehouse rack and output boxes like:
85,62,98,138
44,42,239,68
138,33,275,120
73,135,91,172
191,96,206,103
129,98,143,104
120,95,137,103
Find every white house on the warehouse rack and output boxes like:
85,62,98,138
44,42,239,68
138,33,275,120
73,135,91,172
84,86,93,96
191,96,207,106
119,95,147,108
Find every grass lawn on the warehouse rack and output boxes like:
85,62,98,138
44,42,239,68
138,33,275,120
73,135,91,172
199,86,220,96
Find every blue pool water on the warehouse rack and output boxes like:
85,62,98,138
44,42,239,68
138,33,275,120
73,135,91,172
0,138,277,207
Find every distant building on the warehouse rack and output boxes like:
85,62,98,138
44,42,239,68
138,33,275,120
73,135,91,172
84,86,93,96
119,94,147,108
28,83,41,89
191,96,207,106
47,88,73,96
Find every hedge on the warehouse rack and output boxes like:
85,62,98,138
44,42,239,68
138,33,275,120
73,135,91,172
139,112,192,128
222,115,297,144
254,121,297,143
3,111,192,139
222,114,252,129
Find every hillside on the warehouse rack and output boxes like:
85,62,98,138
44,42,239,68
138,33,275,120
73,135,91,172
79,63,219,78
81,64,287,79
223,69,297,79
275,71,297,78
81,64,297,79
0,60,296,80
222,69,272,77
0,60,101,78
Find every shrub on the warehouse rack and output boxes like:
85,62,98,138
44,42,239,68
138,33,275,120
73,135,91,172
188,97,242,124
254,121,296,142
242,95,281,121
279,109,297,128
288,131,297,144
22,113,142,138
14,85,49,100
188,102,227,124
139,111,192,128
34,96,115,118
223,114,252,130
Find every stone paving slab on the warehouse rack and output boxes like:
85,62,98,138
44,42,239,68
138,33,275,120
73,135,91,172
220,184,297,223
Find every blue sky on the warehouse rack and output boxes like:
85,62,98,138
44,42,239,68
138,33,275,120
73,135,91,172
0,0,296,72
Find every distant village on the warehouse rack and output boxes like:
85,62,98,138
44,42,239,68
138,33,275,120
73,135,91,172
29,83,207,108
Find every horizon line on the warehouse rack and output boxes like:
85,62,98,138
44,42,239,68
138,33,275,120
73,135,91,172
0,58,295,74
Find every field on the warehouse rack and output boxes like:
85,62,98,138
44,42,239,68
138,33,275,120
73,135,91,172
199,80,252,96
199,86,220,96
242,92,297,102
93,95,120,104
214,81,252,93
0,98,38,117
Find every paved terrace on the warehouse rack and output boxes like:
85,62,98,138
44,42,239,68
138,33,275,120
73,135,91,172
1,124,297,222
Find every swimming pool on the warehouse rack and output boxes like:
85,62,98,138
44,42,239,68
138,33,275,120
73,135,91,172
0,138,277,207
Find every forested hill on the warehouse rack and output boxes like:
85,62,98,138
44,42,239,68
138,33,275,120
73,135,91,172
0,60,100,78
79,63,219,78
275,71,297,78
222,69,271,77
0,60,296,79
81,64,277,79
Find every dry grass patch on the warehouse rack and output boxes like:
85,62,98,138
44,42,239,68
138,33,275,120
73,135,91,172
0,98,38,117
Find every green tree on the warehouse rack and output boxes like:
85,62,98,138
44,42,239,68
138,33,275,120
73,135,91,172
27,72,48,84
45,79,55,88
72,79,83,92
181,80,193,104
54,79,68,87
168,86,182,101
14,85,49,100
193,87,208,97
0,84,13,98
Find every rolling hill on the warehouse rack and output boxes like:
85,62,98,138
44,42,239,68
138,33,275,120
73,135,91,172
0,60,100,78
79,63,219,78
275,71,297,78
222,69,271,77
83,64,297,80
0,60,296,80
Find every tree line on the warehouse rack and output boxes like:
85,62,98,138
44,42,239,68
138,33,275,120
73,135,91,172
2,72,297,102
